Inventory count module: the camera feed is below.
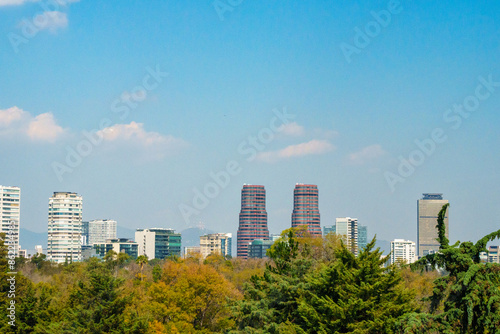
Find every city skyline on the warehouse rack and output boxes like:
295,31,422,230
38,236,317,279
1,1,499,250
10,183,462,258
6,183,499,261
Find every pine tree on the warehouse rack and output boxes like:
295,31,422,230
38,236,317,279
233,228,416,333
233,228,314,333
61,259,143,333
295,238,417,333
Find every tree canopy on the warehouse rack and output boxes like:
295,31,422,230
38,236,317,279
2,213,500,333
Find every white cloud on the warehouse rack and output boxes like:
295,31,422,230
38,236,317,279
97,122,188,157
0,107,66,142
347,144,387,165
0,0,32,5
32,11,68,32
0,0,79,6
277,122,305,136
0,106,29,127
27,112,65,142
276,123,339,139
257,139,335,162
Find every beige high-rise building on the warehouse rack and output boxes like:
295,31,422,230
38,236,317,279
47,192,83,263
417,193,449,258
200,233,232,259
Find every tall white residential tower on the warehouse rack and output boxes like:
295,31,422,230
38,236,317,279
47,192,83,263
0,186,21,257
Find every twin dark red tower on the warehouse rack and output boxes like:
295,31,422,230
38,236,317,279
236,184,321,258
237,185,269,258
291,184,322,236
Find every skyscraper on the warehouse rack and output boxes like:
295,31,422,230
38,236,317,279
417,193,449,258
291,184,321,236
82,219,117,245
47,192,83,263
335,217,358,255
237,185,269,258
0,186,21,257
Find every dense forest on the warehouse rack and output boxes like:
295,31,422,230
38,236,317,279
1,205,500,333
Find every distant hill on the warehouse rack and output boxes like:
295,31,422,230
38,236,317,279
181,226,215,250
19,228,47,255
117,226,136,240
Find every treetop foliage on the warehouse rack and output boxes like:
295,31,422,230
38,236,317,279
2,211,500,333
405,204,500,333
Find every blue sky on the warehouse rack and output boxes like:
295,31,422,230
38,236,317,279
1,0,499,248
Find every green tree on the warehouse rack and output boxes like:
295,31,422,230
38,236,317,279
13,277,38,333
30,253,48,270
0,234,50,334
62,259,145,333
104,249,117,262
400,204,500,333
0,233,16,333
295,239,417,333
233,228,417,333
233,228,324,333
152,265,162,283
117,252,130,266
